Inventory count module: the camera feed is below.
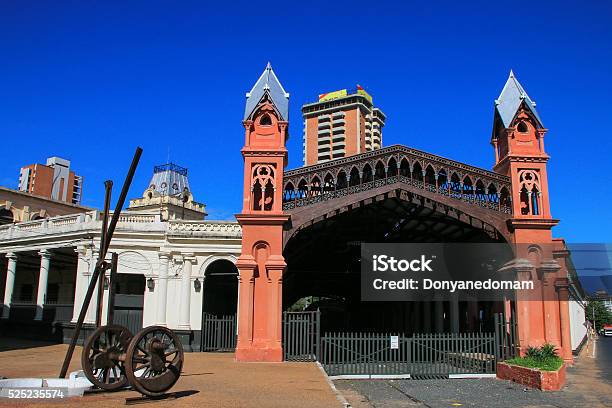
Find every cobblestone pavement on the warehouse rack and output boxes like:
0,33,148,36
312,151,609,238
335,337,612,408
0,339,342,408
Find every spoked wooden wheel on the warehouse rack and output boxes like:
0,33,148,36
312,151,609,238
125,326,184,397
81,325,133,391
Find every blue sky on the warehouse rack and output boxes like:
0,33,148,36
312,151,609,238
0,1,611,242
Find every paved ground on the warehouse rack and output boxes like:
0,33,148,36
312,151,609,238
335,336,612,408
596,334,612,382
0,339,342,408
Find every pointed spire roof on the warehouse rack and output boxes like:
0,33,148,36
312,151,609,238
494,70,543,128
244,62,290,121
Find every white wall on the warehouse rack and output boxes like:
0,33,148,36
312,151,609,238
569,299,587,351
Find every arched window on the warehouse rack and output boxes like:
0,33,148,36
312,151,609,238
362,164,373,183
297,179,308,199
349,167,360,187
374,161,386,180
0,209,13,225
517,121,528,133
387,158,398,177
337,171,348,189
310,176,322,197
260,114,272,126
399,158,410,177
283,182,295,202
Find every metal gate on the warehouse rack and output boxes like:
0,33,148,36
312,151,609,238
320,332,496,378
320,332,410,377
201,313,237,352
494,312,518,360
282,311,320,361
112,294,143,334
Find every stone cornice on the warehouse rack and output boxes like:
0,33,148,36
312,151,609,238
507,218,559,231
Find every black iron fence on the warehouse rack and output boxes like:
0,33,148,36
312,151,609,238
319,332,496,378
201,313,237,352
494,312,518,360
283,311,320,361
282,311,518,378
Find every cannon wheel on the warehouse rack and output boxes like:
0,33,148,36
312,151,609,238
124,326,184,397
81,324,133,391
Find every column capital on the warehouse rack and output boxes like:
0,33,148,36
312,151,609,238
539,259,561,273
39,249,52,259
5,252,18,261
158,251,171,261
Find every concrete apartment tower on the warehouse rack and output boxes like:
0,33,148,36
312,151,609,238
302,86,386,165
18,156,83,205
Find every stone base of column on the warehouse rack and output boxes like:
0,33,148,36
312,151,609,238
235,341,283,362
34,306,44,321
174,329,196,352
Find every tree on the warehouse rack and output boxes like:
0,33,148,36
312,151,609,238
586,300,612,332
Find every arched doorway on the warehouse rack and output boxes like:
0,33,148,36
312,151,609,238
200,259,238,351
283,192,510,335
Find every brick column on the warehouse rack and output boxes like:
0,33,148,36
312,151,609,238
267,263,284,358
555,279,573,363
235,258,256,356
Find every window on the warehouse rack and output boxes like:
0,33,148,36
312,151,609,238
517,121,528,133
260,114,272,126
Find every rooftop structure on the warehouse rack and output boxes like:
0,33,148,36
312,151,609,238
127,162,206,221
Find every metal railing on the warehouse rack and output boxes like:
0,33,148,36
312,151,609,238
201,313,237,352
282,311,320,361
494,312,518,360
319,332,496,378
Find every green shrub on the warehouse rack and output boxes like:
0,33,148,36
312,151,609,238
505,343,563,371
525,346,542,359
539,343,558,359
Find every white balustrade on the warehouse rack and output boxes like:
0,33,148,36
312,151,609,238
0,211,241,241
167,220,242,235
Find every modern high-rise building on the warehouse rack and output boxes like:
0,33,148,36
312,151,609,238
18,156,83,205
301,86,386,165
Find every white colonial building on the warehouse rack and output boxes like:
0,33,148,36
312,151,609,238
0,163,242,351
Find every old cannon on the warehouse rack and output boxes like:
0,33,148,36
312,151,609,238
81,325,184,397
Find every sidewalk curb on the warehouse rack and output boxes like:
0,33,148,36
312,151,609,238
316,362,352,408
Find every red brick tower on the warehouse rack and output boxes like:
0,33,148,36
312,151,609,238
492,71,572,361
235,63,290,362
